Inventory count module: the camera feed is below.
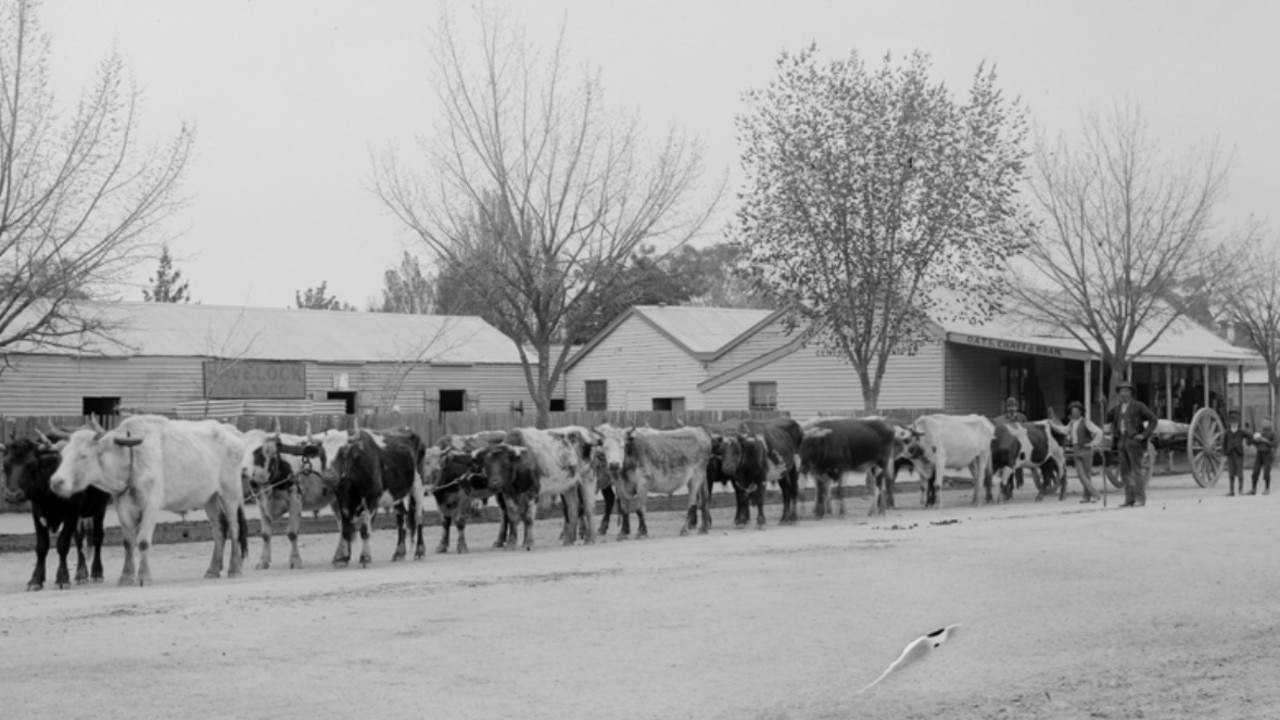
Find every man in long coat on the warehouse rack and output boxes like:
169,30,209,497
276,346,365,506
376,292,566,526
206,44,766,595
1107,381,1159,508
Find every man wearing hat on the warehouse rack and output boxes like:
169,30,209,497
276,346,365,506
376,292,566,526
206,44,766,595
1107,381,1158,507
1223,409,1249,496
1048,401,1105,502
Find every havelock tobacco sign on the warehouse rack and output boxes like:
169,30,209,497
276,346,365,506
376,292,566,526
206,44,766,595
203,361,307,399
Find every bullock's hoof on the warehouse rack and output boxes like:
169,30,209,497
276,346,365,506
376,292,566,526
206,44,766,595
597,522,609,536
136,576,150,587
615,533,629,542
391,551,406,562
75,576,89,586
204,570,220,579
414,548,426,561
359,555,373,568
91,576,104,584
332,557,350,568
679,527,689,537
26,581,43,592
256,560,271,570
733,521,747,529
75,569,88,583
289,558,302,569
57,580,72,590
698,526,709,535
228,568,243,579
436,542,449,554
457,542,469,555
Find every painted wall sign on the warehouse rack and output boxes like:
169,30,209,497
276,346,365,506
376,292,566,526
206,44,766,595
203,361,306,399
955,334,1073,358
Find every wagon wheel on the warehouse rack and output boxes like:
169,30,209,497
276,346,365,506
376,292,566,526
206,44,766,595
1188,407,1224,488
1102,457,1123,489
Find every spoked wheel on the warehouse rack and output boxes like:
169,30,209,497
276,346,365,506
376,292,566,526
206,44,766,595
1188,407,1224,488
1100,445,1155,489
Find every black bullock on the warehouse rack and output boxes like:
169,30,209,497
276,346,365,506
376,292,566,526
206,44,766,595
709,417,804,527
799,418,898,517
329,427,427,567
479,443,541,551
3,436,111,590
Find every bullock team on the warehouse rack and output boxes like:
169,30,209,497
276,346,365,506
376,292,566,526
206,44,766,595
2,410,1074,588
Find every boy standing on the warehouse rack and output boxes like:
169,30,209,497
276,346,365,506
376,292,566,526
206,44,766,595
1249,417,1276,495
1223,410,1248,496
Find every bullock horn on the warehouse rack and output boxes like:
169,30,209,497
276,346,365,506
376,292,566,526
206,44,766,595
89,416,106,433
305,421,314,444
351,416,361,436
34,428,52,447
42,424,72,442
271,416,282,433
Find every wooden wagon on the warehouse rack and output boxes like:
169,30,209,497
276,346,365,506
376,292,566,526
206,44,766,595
1067,408,1225,489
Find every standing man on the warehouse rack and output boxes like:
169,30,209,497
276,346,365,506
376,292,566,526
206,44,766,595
1223,410,1248,496
1107,381,1159,508
1048,401,1104,503
1004,397,1028,489
1249,417,1276,495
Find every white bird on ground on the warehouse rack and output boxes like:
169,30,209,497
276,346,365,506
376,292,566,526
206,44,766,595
857,623,962,695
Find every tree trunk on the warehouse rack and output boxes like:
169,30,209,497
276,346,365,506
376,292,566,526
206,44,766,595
534,358,551,429
857,367,880,414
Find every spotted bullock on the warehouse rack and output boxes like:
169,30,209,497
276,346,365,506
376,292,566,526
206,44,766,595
990,420,1066,502
328,424,428,567
600,426,713,538
240,428,336,569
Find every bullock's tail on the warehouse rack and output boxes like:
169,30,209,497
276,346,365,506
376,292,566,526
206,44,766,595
238,505,249,561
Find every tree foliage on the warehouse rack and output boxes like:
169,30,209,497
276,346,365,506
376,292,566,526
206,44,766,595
1013,100,1234,397
374,6,719,426
372,251,434,314
294,281,355,311
736,46,1030,408
142,245,190,303
0,0,193,355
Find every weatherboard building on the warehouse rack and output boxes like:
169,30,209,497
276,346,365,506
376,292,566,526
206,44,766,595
0,302,540,418
564,305,1261,422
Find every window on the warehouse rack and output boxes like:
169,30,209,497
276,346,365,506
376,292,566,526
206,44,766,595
327,391,357,414
82,397,121,418
549,398,566,412
439,390,467,413
748,382,777,411
585,381,607,411
652,397,685,412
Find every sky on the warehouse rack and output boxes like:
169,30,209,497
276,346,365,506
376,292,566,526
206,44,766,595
36,0,1280,310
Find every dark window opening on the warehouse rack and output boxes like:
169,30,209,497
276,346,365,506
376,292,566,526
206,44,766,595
439,390,467,413
550,398,566,412
327,391,357,415
82,397,121,418
585,381,607,411
652,397,685,412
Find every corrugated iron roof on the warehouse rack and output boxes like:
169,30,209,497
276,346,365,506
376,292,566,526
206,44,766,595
939,311,1262,366
633,305,775,356
13,302,525,364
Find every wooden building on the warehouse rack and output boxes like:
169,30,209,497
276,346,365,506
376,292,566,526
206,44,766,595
0,302,538,417
565,304,1261,420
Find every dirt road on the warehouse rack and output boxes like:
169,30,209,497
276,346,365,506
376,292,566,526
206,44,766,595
2,477,1278,719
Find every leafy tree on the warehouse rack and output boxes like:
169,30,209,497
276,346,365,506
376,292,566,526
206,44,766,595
373,251,434,314
736,46,1030,409
1013,101,1235,398
294,281,356,311
142,245,191,303
0,0,193,357
374,6,720,426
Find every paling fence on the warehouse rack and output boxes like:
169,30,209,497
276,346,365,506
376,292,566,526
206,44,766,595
0,408,943,514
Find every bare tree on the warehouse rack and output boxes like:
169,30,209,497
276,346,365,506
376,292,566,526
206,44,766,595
374,5,721,427
365,317,474,412
736,46,1030,409
0,0,194,355
1014,100,1234,397
1226,230,1280,422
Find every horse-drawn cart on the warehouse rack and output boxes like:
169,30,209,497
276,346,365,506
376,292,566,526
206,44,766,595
1069,408,1224,489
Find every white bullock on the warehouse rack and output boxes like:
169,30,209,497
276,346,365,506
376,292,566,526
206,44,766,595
50,415,247,586
901,414,996,507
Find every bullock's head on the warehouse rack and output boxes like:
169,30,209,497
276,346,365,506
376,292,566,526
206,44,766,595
898,425,928,461
3,437,50,505
479,444,525,493
719,434,743,476
331,433,379,493
50,426,141,498
596,424,630,474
